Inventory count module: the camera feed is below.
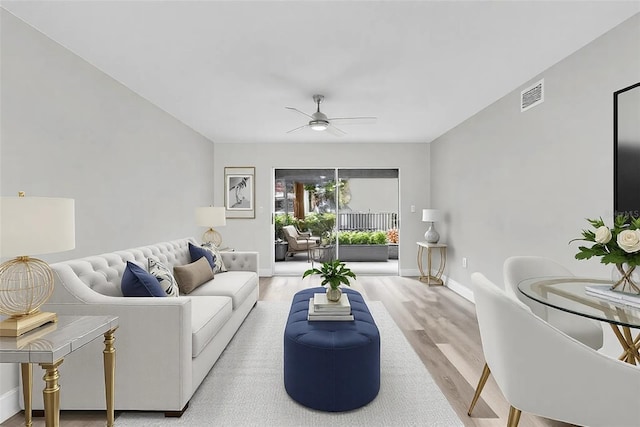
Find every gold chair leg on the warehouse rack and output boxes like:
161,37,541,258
467,363,491,416
507,406,522,427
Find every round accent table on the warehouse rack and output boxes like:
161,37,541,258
283,287,380,412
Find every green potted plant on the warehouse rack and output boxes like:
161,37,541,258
302,259,357,302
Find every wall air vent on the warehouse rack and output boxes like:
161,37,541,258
521,79,544,112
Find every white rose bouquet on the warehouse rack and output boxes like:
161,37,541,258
572,214,640,292
573,214,640,264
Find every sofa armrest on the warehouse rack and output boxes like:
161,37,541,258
41,297,194,411
221,251,259,274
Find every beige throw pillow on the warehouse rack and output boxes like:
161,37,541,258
173,257,214,294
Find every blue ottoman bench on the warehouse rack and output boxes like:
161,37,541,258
283,287,380,412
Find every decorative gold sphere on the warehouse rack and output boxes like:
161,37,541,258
0,257,54,316
202,228,223,247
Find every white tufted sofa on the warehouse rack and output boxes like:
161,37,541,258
31,237,258,416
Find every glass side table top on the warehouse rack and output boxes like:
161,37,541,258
0,315,119,363
518,277,640,329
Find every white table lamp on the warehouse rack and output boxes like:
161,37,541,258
422,209,442,244
196,206,226,247
0,192,75,336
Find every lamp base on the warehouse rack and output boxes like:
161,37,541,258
202,228,223,248
424,223,440,244
0,311,57,337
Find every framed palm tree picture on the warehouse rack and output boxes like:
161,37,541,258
225,166,255,218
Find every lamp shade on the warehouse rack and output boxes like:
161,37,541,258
195,206,226,227
422,209,442,222
0,196,75,257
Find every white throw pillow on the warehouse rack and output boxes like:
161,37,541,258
202,245,228,274
148,257,180,297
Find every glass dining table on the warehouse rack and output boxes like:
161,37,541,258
518,276,640,365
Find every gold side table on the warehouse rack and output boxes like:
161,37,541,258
417,241,447,285
0,315,118,427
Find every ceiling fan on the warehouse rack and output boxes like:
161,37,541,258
285,94,376,136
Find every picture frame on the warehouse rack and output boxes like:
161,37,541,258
224,166,255,218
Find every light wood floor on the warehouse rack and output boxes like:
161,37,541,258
3,276,574,427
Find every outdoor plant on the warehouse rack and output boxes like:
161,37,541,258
300,213,336,240
337,231,351,245
336,230,389,245
351,231,370,245
371,230,388,245
386,227,399,244
302,259,357,290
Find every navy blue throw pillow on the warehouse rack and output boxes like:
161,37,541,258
189,242,215,270
121,261,166,297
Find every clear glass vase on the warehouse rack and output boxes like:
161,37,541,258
611,263,640,294
326,286,342,302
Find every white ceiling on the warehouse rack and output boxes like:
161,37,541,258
2,1,639,144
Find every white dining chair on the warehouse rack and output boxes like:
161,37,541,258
468,272,640,427
469,256,606,416
503,256,603,350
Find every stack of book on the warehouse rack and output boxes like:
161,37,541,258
307,293,354,321
585,284,640,308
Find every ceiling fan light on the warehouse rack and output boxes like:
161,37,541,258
310,120,328,131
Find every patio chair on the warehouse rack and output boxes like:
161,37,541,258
282,225,319,261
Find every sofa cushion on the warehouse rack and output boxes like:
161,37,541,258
148,257,179,297
173,257,215,294
187,271,257,309
189,242,215,270
202,245,228,273
190,296,233,357
121,261,166,297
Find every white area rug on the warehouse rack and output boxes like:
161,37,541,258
117,301,463,426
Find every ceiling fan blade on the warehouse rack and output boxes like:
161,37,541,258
285,106,313,119
325,123,347,137
327,117,377,125
286,124,309,134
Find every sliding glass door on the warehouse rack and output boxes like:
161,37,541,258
273,168,399,276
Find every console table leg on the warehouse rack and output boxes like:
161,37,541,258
417,246,425,280
20,363,32,427
103,327,118,427
427,247,433,285
39,360,63,427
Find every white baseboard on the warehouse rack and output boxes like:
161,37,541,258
400,268,420,277
443,275,475,303
259,268,273,277
400,269,474,303
0,387,21,424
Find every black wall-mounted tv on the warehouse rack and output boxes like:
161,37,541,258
614,82,640,218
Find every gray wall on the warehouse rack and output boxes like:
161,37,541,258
430,14,640,295
0,11,215,262
212,142,429,276
0,10,215,409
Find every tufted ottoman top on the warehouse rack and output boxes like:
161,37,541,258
285,287,379,348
